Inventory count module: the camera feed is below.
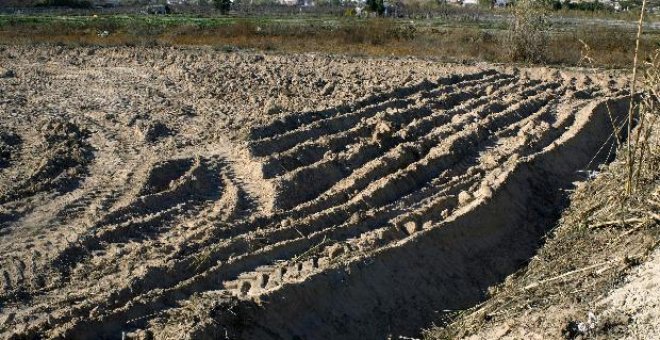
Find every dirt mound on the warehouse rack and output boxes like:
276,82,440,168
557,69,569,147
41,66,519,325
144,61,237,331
0,46,632,339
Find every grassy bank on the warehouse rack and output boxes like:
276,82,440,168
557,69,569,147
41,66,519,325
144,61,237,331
0,14,659,67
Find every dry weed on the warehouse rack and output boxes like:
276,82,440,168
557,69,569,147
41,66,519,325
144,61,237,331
504,0,548,63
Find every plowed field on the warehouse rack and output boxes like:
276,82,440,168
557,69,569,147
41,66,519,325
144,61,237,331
0,47,630,339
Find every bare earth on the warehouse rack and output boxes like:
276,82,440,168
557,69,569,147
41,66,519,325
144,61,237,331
0,46,634,339
600,248,660,340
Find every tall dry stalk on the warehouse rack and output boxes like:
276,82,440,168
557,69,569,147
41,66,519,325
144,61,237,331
505,0,548,63
627,0,648,194
632,50,660,187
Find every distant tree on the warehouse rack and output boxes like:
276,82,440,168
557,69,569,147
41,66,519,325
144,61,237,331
213,0,232,13
366,0,385,15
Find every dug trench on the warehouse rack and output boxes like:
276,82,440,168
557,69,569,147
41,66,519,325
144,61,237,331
150,98,631,340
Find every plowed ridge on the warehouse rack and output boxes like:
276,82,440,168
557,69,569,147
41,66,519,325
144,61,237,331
0,68,628,340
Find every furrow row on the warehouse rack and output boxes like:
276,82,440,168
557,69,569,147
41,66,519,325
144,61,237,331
248,73,512,158
260,76,522,179
273,83,556,212
247,69,499,140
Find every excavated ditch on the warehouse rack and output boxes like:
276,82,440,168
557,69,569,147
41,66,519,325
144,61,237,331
0,47,630,339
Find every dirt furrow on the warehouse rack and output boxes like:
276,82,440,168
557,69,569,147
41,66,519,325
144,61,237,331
269,78,548,211
41,87,576,339
274,85,555,215
248,73,512,158
247,70,500,141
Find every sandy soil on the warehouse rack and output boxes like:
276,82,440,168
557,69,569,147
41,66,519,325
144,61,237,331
599,248,660,340
0,46,632,339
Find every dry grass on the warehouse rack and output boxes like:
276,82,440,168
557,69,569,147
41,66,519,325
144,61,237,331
0,16,658,67
632,51,660,189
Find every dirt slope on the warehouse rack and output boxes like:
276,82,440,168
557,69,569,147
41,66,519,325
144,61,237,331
425,117,659,340
0,46,631,339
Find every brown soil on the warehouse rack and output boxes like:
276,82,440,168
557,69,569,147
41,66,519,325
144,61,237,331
0,46,634,339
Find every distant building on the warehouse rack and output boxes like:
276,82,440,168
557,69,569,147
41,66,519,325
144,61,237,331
167,0,201,4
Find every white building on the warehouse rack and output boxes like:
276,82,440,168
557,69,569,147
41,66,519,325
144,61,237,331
277,0,314,6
